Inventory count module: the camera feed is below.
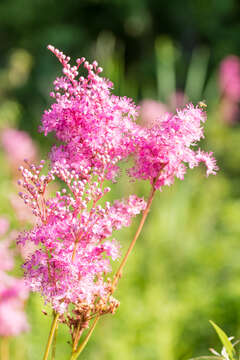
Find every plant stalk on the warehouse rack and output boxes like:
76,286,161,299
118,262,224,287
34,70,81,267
0,337,9,360
70,315,100,360
112,183,156,291
51,316,59,360
72,322,82,353
42,312,60,360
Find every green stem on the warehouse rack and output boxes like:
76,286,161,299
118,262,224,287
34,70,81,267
51,317,59,360
70,316,100,360
42,313,60,360
0,337,9,360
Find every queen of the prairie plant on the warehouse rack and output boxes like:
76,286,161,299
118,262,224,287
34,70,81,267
17,45,218,359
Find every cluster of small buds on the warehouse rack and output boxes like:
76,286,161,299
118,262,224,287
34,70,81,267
48,45,103,86
17,159,54,220
65,291,120,346
94,295,120,316
17,158,115,224
66,303,93,342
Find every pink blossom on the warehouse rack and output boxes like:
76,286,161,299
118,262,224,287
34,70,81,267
40,45,139,181
140,99,168,127
219,96,240,125
129,104,218,189
0,228,29,336
195,149,218,177
1,128,37,168
219,55,240,101
17,161,146,313
0,274,29,336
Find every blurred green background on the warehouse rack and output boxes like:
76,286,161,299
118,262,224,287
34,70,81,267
1,0,240,359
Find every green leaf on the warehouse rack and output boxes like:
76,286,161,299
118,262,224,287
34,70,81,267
184,46,209,102
210,320,236,360
190,357,225,360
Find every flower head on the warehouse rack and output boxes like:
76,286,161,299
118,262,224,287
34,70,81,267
129,104,218,189
17,160,146,314
41,45,139,181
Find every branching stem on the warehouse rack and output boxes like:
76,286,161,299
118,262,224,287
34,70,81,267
70,315,100,360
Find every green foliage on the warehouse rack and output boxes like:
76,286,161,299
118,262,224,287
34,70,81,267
210,321,236,360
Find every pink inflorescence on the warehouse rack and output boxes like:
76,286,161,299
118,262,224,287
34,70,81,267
17,161,146,314
1,128,37,167
41,45,139,181
129,104,218,189
17,45,217,316
218,55,240,124
0,275,29,337
0,217,29,337
219,55,240,102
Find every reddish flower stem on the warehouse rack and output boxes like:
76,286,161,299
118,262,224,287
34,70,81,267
72,322,82,353
70,315,100,360
112,183,156,291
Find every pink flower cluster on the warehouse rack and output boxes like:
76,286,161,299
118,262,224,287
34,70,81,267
0,217,29,336
41,46,217,189
130,104,218,189
17,46,217,317
1,128,37,168
219,55,240,124
17,161,146,313
41,46,139,181
219,55,240,102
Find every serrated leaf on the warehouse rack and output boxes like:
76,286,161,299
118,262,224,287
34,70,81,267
210,320,236,360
